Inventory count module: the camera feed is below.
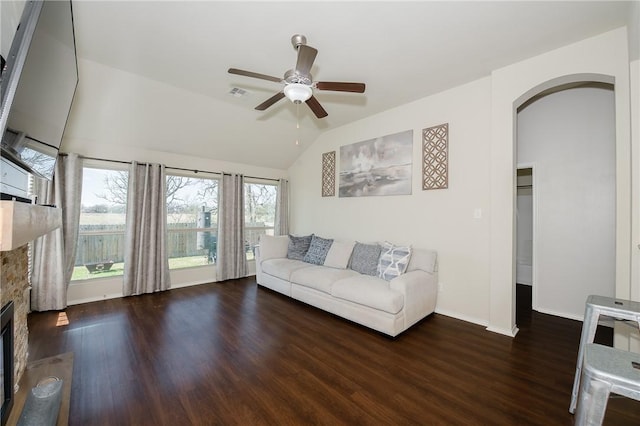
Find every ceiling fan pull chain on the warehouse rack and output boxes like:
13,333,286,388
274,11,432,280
297,104,302,145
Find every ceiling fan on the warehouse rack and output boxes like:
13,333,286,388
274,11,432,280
228,34,366,119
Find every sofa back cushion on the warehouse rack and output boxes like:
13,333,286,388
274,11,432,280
303,235,334,265
349,242,382,276
258,235,290,262
287,234,313,260
406,248,438,274
324,240,356,269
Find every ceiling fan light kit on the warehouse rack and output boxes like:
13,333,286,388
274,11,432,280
228,34,366,119
284,83,312,104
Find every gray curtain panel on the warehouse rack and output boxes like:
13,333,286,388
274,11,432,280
217,173,247,280
31,153,83,311
123,162,171,296
275,178,289,236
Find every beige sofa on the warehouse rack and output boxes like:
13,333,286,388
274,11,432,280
255,235,438,337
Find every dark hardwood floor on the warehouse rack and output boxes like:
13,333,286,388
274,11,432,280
25,279,640,425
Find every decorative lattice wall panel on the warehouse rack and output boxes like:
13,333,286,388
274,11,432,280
422,123,449,190
322,151,336,197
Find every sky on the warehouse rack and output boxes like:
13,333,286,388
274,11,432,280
81,168,109,206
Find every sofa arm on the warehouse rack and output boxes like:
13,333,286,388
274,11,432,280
390,270,438,328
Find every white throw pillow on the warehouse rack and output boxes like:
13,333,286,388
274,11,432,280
323,240,356,269
377,241,412,281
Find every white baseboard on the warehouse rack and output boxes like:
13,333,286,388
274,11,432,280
169,280,213,289
67,292,123,306
486,324,519,337
535,307,583,322
436,308,519,337
69,282,216,305
434,308,489,328
67,274,258,306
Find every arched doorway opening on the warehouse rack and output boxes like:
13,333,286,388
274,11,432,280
514,81,616,328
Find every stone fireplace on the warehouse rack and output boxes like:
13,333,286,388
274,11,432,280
0,245,30,391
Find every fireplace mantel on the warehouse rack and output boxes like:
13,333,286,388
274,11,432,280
0,201,62,251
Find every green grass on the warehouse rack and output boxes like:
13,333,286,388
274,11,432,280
71,256,216,281
71,251,257,282
168,256,212,269
71,262,125,281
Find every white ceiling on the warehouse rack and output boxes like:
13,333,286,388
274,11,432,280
70,1,633,170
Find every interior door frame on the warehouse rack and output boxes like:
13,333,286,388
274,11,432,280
516,163,538,312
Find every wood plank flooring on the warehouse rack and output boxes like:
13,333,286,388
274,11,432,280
26,278,640,425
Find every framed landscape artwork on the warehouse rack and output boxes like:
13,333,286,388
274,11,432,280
339,130,413,197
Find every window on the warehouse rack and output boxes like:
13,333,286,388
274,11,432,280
244,181,277,260
71,167,272,278
166,174,219,270
72,167,128,281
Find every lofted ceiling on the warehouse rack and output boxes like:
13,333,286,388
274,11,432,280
68,1,633,170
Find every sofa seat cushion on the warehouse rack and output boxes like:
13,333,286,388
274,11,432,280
261,258,312,281
331,276,404,314
291,266,360,294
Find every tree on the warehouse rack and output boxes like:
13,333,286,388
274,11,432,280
245,183,276,225
81,203,109,213
20,148,55,178
198,180,219,217
97,171,128,206
97,171,194,210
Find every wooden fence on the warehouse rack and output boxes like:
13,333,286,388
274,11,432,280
74,223,273,266
74,223,216,266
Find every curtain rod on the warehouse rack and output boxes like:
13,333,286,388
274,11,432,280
62,154,281,182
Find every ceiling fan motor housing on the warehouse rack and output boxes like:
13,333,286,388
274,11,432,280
284,69,312,85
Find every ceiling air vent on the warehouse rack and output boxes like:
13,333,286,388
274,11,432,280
228,87,249,97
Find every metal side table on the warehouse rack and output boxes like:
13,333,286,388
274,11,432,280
574,343,640,425
570,295,640,414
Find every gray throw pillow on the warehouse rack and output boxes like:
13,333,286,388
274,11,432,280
349,242,382,276
303,235,334,265
287,234,313,260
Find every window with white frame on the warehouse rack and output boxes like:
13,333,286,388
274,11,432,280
166,173,219,269
244,181,277,260
72,166,128,281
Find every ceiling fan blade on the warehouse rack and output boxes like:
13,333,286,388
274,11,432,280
255,92,286,111
305,96,328,119
228,68,282,83
316,81,366,93
295,45,318,76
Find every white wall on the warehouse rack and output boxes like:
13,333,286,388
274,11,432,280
62,59,286,305
629,3,640,306
0,1,26,57
289,27,634,334
490,27,631,335
63,25,638,329
517,86,616,319
630,58,640,351
62,59,288,180
624,1,640,351
632,59,640,306
290,77,494,327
